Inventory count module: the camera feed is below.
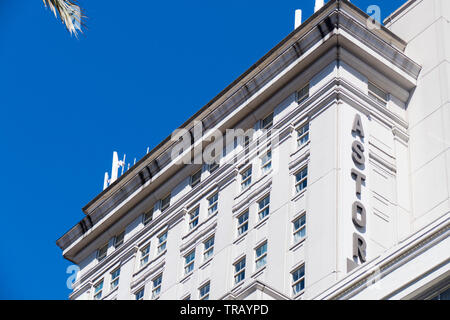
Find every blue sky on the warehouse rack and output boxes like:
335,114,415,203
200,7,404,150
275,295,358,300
0,0,405,299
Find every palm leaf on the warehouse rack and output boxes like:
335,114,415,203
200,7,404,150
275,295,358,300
42,0,85,37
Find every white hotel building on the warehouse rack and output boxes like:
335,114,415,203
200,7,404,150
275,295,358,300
57,0,449,300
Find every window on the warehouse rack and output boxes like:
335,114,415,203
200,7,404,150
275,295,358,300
431,287,450,300
97,244,108,262
183,295,191,300
140,244,150,267
258,195,270,220
161,194,171,212
190,170,201,187
292,265,305,295
241,167,252,191
184,251,195,275
297,123,309,148
237,211,249,236
298,84,309,103
368,82,388,106
199,282,210,300
255,242,267,270
143,208,153,226
234,258,246,285
135,288,145,300
203,236,215,261
261,150,272,174
293,215,306,243
244,136,251,156
295,167,308,193
157,232,167,254
152,275,162,299
110,268,120,290
262,113,273,130
208,193,218,215
209,162,219,173
189,207,199,230
114,231,125,248
93,280,103,300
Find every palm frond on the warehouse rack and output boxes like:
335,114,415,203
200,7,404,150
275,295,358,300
42,0,85,37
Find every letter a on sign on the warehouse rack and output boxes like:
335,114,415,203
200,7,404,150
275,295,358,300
352,114,365,139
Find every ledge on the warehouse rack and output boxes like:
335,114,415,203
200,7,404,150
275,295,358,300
289,237,307,252
254,215,270,230
251,265,267,279
233,232,248,245
180,271,193,284
199,257,214,270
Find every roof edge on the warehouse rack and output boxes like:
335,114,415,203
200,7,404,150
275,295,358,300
80,0,343,215
383,0,418,26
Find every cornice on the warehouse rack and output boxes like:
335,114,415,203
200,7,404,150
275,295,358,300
383,0,419,27
220,279,290,300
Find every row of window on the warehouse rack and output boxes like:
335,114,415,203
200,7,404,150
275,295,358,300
133,262,304,300
94,269,163,300
94,207,305,300
97,162,308,266
96,118,310,262
181,211,306,282
90,80,387,300
96,230,125,262
134,279,211,301
92,88,311,296
188,192,219,230
100,79,382,263
130,253,305,300
182,234,216,276
140,230,168,267
233,248,305,296
93,267,121,300
89,85,314,300
179,80,384,204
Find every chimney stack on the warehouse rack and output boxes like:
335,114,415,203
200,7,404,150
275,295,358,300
314,0,324,13
295,9,302,29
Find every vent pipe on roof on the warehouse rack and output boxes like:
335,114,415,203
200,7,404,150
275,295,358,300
103,151,127,190
294,9,302,29
314,0,324,13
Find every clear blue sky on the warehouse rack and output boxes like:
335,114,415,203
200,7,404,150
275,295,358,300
0,0,405,299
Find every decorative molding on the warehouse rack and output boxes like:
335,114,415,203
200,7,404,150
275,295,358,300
131,259,165,290
220,279,290,300
232,178,273,214
317,215,449,300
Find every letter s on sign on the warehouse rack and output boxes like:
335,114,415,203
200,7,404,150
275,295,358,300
352,140,365,166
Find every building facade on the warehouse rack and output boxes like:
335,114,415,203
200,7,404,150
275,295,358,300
57,0,450,300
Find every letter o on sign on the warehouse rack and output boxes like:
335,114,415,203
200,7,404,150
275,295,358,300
352,201,366,228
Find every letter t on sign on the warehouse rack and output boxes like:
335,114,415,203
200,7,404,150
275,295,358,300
351,169,366,196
